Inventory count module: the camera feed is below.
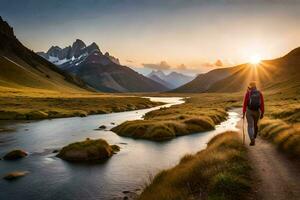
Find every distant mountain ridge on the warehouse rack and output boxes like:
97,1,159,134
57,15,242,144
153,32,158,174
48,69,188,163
0,16,89,92
38,40,168,92
147,70,194,89
173,48,300,93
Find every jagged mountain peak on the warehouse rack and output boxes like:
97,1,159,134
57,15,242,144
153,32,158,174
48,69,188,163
38,39,123,70
72,39,86,49
47,46,62,54
86,42,101,54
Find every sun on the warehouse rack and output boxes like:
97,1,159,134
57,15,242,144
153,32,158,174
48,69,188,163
249,55,261,65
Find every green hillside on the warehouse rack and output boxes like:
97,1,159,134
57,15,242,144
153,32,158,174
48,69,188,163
0,16,89,93
0,55,88,92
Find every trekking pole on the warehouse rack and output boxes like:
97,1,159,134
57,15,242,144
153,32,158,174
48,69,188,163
242,117,245,145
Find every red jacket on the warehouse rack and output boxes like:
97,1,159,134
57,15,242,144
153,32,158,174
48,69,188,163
243,89,264,114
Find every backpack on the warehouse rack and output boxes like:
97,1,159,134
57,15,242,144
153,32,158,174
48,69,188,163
248,90,261,111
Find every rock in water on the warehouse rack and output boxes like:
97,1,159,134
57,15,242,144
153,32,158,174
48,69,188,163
3,171,29,180
99,125,106,129
111,145,121,153
3,150,28,160
52,149,59,153
57,139,119,162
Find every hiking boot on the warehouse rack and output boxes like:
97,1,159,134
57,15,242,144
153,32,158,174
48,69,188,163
250,139,255,146
254,132,258,139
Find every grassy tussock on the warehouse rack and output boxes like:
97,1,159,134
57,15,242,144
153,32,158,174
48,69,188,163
112,94,241,140
138,132,252,200
259,119,300,156
57,138,120,162
112,109,226,140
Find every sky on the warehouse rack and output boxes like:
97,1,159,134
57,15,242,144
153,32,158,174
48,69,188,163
1,0,300,75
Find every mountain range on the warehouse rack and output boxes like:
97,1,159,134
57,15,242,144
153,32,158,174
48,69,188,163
38,40,168,92
1,16,299,95
0,17,89,93
147,70,194,89
173,48,300,93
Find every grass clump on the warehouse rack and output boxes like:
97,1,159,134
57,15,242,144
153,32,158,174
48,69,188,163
138,131,252,200
57,138,120,162
259,118,300,157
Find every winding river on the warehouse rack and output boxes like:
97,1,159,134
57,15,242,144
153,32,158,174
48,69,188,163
0,97,241,200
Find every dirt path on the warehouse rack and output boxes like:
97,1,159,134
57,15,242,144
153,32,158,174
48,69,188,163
236,111,300,200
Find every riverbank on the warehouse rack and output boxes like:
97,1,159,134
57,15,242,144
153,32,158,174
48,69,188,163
138,131,253,200
0,88,163,120
112,93,242,140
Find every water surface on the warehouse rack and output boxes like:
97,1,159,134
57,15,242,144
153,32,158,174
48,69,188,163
0,97,240,200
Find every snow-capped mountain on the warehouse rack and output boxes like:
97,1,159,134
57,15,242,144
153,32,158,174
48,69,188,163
38,40,168,92
38,39,120,72
147,70,194,89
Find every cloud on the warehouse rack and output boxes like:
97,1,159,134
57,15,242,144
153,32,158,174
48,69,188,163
142,61,171,70
126,59,134,63
141,59,227,76
215,59,223,67
201,59,225,68
201,62,215,68
177,64,187,70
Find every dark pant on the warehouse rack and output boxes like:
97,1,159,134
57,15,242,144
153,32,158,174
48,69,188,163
246,109,260,140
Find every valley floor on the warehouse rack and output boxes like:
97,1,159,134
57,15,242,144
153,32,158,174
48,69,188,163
0,87,163,120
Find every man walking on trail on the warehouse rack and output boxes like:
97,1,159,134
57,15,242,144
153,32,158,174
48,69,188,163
243,82,264,146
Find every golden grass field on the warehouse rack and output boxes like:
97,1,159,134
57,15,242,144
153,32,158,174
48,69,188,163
0,87,163,120
138,131,252,200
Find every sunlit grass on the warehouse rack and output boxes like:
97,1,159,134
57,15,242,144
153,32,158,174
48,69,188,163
257,87,300,156
0,87,163,120
259,119,300,156
138,132,253,200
